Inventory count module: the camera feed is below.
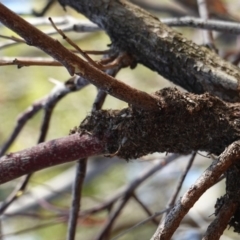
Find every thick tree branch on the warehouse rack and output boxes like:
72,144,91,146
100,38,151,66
79,88,240,159
0,3,159,111
1,88,240,184
202,198,238,240
59,0,240,103
0,134,105,184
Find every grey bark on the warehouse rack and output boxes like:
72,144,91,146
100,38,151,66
59,0,240,102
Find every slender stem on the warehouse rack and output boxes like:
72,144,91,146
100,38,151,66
95,154,179,240
168,152,196,209
67,159,87,240
0,133,105,184
132,194,159,226
151,141,240,240
197,0,216,50
0,3,159,111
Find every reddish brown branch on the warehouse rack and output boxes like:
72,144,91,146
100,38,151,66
0,88,240,184
0,134,105,184
0,3,159,111
202,199,238,240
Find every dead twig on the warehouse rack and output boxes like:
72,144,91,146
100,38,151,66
151,141,240,240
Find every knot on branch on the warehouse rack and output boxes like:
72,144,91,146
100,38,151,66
79,88,240,159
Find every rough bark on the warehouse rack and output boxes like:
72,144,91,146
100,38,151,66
0,3,159,111
1,1,240,238
80,88,240,159
59,0,240,103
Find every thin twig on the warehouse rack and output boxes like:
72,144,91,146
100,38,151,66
66,54,123,240
0,218,65,238
161,17,240,34
67,159,87,240
39,107,54,143
0,20,99,50
83,50,110,55
151,141,240,240
0,104,41,157
92,90,107,113
0,76,88,156
0,57,62,67
32,0,56,17
0,217,2,240
168,152,197,209
95,154,180,240
111,208,170,240
91,56,127,112
49,17,103,69
0,34,25,43
159,152,196,232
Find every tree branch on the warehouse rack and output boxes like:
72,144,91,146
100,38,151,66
0,134,105,184
0,3,159,111
79,88,240,159
67,159,87,240
151,140,240,240
0,75,88,156
0,88,240,183
58,0,240,102
202,198,238,240
162,17,240,34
